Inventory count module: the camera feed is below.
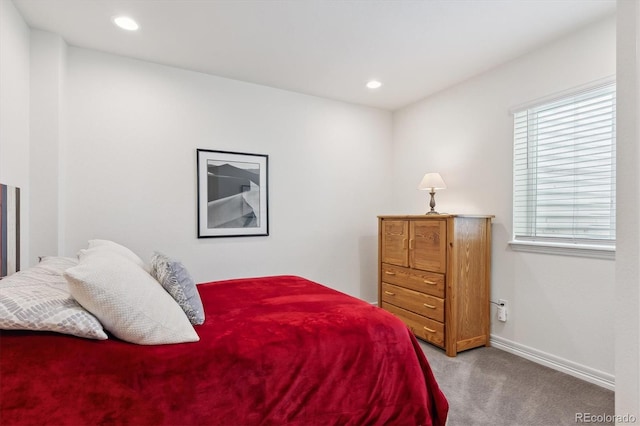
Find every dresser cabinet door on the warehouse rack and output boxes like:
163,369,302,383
381,220,409,267
410,220,446,273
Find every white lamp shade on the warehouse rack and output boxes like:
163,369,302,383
418,173,447,191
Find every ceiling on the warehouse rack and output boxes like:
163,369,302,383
13,0,616,111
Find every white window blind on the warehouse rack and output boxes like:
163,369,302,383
513,81,616,249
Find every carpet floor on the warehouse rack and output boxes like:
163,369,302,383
419,342,615,426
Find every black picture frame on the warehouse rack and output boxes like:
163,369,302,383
197,149,269,238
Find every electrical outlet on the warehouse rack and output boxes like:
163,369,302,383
497,299,507,322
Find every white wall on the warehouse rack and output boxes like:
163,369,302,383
29,30,66,263
391,17,617,387
615,0,640,419
0,0,30,266
60,47,392,301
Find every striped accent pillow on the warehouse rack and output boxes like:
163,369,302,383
0,258,107,340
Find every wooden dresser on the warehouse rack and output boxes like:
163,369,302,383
378,214,493,356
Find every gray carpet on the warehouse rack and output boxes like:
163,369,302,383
419,342,615,426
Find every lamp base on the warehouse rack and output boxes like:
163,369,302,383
425,190,440,215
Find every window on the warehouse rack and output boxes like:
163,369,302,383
511,80,616,259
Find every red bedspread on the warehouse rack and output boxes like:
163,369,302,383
1,275,448,425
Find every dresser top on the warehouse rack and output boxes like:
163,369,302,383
378,214,494,219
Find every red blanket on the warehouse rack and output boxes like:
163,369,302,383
1,275,448,425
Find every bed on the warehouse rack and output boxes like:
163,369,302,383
0,243,448,426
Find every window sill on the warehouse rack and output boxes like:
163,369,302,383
508,240,615,260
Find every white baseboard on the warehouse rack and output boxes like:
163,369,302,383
490,335,615,391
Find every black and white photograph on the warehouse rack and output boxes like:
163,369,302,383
197,149,268,238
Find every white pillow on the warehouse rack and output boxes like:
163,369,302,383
36,256,79,275
64,250,199,345
0,262,107,340
86,239,147,270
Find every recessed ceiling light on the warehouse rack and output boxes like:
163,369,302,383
366,80,382,89
113,16,139,31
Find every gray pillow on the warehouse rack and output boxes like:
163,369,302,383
150,252,205,325
0,259,107,340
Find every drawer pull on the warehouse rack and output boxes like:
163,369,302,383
423,303,436,309
423,326,436,333
423,280,436,285
384,271,396,276
409,239,415,249
384,291,395,296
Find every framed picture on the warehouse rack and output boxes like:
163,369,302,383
197,149,269,238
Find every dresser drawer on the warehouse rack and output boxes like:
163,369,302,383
381,264,445,298
381,283,444,322
382,302,445,348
